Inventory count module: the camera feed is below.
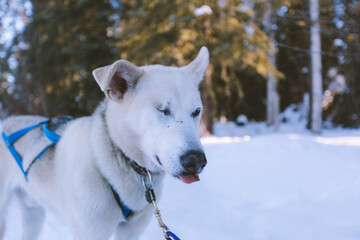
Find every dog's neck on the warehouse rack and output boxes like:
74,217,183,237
104,100,162,174
91,101,164,211
101,110,148,176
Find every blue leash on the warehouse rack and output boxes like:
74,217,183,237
2,117,71,181
166,231,181,240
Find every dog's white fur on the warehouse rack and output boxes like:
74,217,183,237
0,47,209,240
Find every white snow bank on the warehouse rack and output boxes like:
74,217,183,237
140,130,360,240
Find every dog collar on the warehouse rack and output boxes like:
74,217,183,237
119,150,148,176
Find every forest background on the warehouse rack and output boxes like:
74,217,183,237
0,0,359,133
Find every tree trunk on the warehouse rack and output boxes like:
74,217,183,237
266,0,280,129
201,17,213,134
309,0,323,133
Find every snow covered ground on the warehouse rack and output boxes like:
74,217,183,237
4,121,360,240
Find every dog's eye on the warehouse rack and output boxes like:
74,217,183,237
159,108,171,116
191,108,201,118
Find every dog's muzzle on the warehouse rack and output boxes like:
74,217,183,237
180,150,207,174
178,150,207,184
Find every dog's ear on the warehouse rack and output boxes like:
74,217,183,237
92,60,143,102
182,46,209,84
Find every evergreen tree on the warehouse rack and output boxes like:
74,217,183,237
1,0,359,128
1,0,119,116
116,0,274,132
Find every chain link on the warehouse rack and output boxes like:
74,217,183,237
142,171,172,239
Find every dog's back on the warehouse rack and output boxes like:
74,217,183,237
0,115,75,240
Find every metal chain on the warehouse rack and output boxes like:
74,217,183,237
142,171,172,239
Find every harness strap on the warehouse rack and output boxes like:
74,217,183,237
43,121,61,143
29,122,61,172
3,121,46,144
110,184,134,219
2,118,64,181
2,121,47,180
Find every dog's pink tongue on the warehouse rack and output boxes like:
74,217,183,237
179,175,200,184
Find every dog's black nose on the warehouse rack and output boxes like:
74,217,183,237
180,150,207,174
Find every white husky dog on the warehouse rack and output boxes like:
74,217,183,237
0,47,209,240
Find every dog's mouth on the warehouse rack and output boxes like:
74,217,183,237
178,174,200,184
155,155,201,184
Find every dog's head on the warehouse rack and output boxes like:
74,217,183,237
93,47,209,184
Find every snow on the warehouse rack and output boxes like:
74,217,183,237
4,114,360,239
236,114,248,126
194,5,213,17
141,129,360,240
334,38,347,48
244,24,255,38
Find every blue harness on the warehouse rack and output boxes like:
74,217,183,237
2,118,63,181
1,116,134,219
